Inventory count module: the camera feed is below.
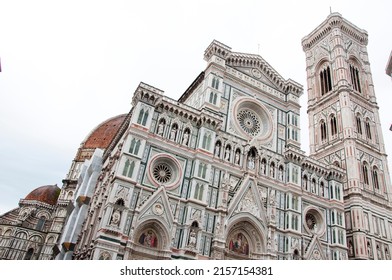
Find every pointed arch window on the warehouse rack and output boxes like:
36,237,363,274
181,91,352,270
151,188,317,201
349,64,362,93
198,162,207,179
209,92,218,105
36,216,46,231
194,184,204,200
362,162,369,185
122,159,135,178
319,66,332,96
202,132,212,150
330,115,337,136
365,119,372,140
129,138,141,155
137,108,149,126
372,167,380,190
211,77,219,90
356,114,362,135
320,120,327,142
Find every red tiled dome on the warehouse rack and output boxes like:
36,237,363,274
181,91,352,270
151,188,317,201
82,114,127,149
25,185,61,205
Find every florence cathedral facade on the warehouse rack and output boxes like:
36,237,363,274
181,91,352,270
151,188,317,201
1,13,391,260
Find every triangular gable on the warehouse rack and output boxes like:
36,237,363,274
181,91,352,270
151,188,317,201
304,235,327,260
227,176,267,224
137,186,175,229
225,52,302,95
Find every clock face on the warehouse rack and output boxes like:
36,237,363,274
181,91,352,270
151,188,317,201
251,68,262,79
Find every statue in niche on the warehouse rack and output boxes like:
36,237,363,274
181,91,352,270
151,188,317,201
188,229,197,247
278,167,283,181
235,150,240,165
182,130,189,145
225,146,231,161
110,210,121,226
170,126,177,141
215,142,221,157
157,120,164,136
248,155,255,170
260,160,266,175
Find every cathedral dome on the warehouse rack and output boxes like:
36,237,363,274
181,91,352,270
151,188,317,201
24,185,61,205
82,114,128,150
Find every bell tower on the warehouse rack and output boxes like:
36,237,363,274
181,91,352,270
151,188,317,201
302,13,392,259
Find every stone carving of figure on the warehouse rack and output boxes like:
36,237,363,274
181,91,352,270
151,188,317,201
248,155,255,170
182,130,189,145
157,121,164,136
270,165,275,178
235,150,240,165
311,180,316,193
215,142,221,157
189,229,197,247
278,167,283,181
170,126,177,141
110,210,121,226
261,160,266,175
225,146,230,161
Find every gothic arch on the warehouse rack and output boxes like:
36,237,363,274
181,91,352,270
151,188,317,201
132,219,171,259
225,214,267,259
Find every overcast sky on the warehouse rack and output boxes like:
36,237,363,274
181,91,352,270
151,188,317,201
1,0,391,214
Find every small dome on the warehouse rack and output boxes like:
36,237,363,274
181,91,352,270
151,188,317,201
25,185,61,205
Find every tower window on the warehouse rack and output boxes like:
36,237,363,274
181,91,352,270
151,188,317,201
350,64,362,93
372,167,380,190
201,132,212,150
209,92,218,105
330,115,337,136
320,120,327,142
365,119,372,140
362,162,369,185
319,66,332,96
356,115,362,135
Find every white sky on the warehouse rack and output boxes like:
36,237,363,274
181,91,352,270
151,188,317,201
0,0,391,214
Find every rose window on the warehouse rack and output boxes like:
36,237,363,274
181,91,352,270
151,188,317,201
232,97,273,142
148,153,182,190
153,163,172,183
305,213,317,231
237,109,261,137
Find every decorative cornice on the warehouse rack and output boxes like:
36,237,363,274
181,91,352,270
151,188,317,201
302,13,368,51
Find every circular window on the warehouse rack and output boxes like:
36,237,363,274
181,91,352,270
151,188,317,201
232,97,273,142
304,208,325,236
153,163,172,183
237,109,261,137
148,153,182,190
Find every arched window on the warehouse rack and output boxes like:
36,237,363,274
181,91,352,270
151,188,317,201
122,159,135,178
319,66,332,96
320,120,327,142
202,132,212,150
209,92,218,105
194,184,204,200
330,115,337,136
356,114,362,135
211,77,219,90
349,63,362,93
303,175,308,191
137,108,149,126
129,138,141,155
362,162,369,185
198,162,207,179
365,118,372,140
24,248,34,260
36,216,46,231
372,167,380,190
